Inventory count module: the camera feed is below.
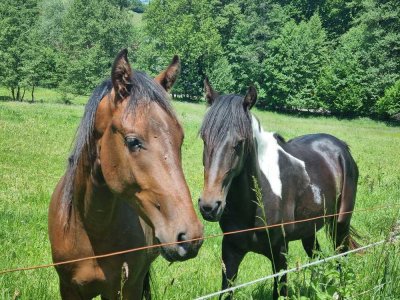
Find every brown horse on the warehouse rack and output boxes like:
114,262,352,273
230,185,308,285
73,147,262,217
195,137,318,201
48,49,203,299
199,79,359,299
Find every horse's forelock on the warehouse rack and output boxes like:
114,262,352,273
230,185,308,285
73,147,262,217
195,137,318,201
200,94,253,152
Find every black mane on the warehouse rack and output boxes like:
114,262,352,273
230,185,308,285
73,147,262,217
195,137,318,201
200,94,253,152
61,71,175,219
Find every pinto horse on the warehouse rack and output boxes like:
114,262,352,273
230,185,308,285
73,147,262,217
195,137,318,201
48,49,203,299
199,79,359,299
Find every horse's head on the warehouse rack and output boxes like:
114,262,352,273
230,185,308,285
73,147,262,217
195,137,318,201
199,78,257,222
94,49,203,261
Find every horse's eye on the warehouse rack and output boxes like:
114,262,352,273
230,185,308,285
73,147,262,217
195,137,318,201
234,140,244,154
125,137,142,152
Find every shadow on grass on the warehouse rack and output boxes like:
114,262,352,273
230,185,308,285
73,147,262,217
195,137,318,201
172,94,203,104
255,105,400,127
173,95,400,127
0,95,13,102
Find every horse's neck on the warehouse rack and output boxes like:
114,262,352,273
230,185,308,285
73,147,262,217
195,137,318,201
227,148,261,220
73,161,117,238
226,138,281,227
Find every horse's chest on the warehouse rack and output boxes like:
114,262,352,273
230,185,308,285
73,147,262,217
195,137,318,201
71,252,150,298
72,260,107,286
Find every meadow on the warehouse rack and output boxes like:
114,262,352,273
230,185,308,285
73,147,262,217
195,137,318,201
0,91,399,299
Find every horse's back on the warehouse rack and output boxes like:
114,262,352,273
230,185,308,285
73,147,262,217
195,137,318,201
286,133,358,225
286,133,358,184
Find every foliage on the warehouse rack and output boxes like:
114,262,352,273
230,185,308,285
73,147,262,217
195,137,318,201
282,255,358,300
0,0,399,115
355,0,400,115
0,0,39,101
205,56,236,94
317,25,366,115
60,0,136,94
141,0,223,97
316,0,400,116
262,14,328,110
224,2,290,95
376,80,400,117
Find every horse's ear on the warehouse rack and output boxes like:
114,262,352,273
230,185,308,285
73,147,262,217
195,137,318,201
243,85,257,110
155,55,180,91
111,48,133,102
204,77,218,105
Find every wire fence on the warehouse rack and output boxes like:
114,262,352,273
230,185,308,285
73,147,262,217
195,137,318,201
194,239,386,300
0,203,399,276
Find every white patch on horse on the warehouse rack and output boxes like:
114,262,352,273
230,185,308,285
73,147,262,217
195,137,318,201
251,116,282,198
310,184,322,204
251,115,310,199
311,139,342,195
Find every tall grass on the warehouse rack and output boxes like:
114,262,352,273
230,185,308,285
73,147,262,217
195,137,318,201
0,96,399,299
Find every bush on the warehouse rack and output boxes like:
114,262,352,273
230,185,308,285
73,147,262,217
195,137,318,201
375,80,400,117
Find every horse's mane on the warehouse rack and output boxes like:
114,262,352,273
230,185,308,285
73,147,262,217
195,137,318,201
273,133,286,144
200,94,253,152
61,71,175,223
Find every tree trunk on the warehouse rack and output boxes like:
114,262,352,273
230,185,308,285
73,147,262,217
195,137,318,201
31,85,35,102
21,88,26,102
16,86,20,101
11,87,15,101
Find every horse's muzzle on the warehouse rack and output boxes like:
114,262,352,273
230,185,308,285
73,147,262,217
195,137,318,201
198,198,223,222
159,237,203,262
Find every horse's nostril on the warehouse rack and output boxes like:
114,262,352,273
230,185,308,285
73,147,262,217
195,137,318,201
201,204,213,213
216,201,222,209
198,198,201,203
177,232,187,243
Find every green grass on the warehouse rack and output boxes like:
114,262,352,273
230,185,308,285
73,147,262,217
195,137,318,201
0,96,399,299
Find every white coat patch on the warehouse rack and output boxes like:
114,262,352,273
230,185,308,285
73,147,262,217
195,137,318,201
251,116,282,198
310,184,322,204
311,139,342,195
251,115,309,199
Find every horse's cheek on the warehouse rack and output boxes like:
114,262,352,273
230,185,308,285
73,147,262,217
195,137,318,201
100,140,128,194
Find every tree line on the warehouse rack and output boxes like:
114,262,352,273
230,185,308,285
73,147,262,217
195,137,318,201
0,0,399,118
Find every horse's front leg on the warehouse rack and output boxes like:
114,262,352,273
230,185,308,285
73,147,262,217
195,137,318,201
60,281,85,300
271,241,289,300
220,237,246,300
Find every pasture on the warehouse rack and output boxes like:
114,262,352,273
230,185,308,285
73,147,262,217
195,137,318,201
0,96,399,299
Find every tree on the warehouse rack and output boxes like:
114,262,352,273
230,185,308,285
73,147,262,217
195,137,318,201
217,1,290,95
60,0,136,94
262,14,328,110
317,25,366,115
376,80,400,118
0,0,39,101
317,0,400,116
140,0,223,97
355,0,400,114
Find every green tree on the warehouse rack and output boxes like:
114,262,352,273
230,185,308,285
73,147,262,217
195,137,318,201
262,14,328,110
376,80,400,117
356,0,400,114
205,56,235,94
279,0,362,38
221,1,289,95
317,25,366,115
317,0,399,116
60,0,136,94
140,0,223,97
0,0,39,101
